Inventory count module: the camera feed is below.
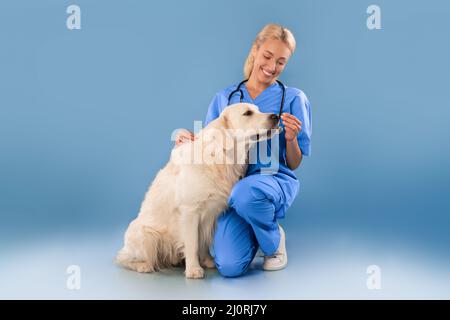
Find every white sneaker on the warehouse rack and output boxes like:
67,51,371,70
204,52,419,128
263,225,287,271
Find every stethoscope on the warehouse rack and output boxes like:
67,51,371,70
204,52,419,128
227,79,286,120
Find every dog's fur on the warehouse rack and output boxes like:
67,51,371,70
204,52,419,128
116,103,279,278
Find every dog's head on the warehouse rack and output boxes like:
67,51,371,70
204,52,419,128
220,103,280,142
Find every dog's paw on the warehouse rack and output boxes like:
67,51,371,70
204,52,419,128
201,256,216,269
185,266,205,279
129,262,153,273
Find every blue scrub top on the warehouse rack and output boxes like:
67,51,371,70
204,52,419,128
204,81,312,181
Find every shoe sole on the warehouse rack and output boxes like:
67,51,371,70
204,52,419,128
262,257,288,271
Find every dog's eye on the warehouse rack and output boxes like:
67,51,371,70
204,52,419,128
243,110,253,116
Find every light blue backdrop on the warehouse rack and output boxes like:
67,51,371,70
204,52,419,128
1,0,449,298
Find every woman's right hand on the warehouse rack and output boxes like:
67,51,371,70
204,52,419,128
175,129,196,147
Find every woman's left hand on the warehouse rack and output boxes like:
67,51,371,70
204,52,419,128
281,113,302,141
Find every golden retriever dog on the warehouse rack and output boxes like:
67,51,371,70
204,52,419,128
116,103,280,278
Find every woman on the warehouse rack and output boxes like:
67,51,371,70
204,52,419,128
175,23,312,277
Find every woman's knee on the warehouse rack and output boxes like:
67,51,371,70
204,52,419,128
212,212,257,277
214,257,252,278
213,232,257,277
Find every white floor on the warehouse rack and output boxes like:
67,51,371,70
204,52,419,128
1,226,449,300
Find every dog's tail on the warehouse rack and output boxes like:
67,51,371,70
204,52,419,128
115,223,164,273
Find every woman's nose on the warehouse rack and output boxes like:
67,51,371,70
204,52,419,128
266,65,276,73
267,60,276,72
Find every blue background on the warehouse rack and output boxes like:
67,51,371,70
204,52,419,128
1,0,449,298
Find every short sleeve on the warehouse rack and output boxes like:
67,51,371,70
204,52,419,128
290,91,312,156
204,93,221,127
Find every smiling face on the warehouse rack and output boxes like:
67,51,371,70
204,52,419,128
251,38,292,85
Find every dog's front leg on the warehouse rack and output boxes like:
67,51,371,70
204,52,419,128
180,208,204,279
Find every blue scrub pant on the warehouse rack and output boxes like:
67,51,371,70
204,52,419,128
213,173,299,277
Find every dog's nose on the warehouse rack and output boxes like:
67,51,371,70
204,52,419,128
270,114,279,121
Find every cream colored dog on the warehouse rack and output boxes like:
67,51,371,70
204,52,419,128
116,103,280,279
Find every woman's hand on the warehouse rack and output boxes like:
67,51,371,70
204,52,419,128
175,129,196,147
281,113,302,141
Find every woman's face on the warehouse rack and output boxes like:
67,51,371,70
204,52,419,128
251,38,292,84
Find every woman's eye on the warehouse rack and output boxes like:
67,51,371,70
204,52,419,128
243,111,253,116
264,55,270,59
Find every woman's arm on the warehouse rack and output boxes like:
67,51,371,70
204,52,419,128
285,136,303,170
281,113,303,170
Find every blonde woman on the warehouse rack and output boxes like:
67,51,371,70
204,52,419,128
175,23,312,277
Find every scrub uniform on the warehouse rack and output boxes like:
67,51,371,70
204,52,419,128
204,81,312,277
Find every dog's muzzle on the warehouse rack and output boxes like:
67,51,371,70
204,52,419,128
254,126,282,141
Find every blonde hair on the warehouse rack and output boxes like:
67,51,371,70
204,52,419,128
243,23,296,79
